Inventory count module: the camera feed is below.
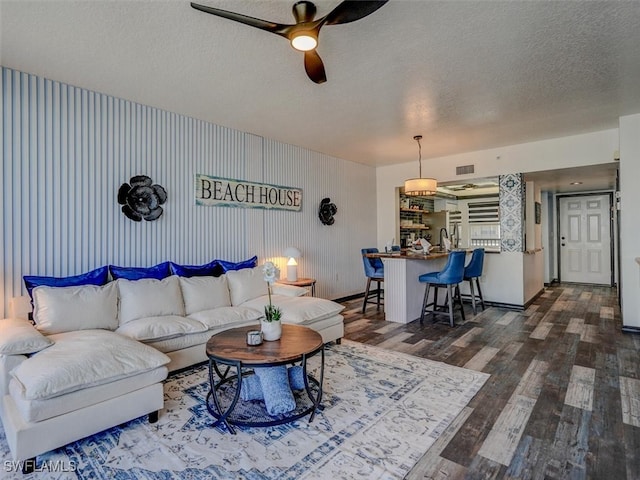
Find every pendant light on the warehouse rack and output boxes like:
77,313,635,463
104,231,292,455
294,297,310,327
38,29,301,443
404,135,437,196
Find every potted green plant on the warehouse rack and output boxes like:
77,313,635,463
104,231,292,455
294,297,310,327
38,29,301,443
261,261,282,341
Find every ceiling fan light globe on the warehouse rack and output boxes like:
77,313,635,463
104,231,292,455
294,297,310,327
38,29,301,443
291,32,318,51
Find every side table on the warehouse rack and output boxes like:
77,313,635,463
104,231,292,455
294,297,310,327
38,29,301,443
276,277,316,296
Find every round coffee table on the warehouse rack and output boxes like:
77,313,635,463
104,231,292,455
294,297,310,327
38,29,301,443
205,324,324,434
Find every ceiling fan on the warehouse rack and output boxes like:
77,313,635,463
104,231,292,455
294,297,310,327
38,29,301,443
190,1,388,84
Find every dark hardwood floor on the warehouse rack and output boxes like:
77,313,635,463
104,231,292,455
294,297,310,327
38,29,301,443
339,284,640,479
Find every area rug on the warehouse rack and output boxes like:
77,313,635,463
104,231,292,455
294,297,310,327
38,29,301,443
0,340,488,479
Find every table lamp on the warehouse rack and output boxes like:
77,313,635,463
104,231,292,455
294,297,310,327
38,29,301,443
283,246,302,281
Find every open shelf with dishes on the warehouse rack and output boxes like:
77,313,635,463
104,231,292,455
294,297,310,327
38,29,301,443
396,189,448,248
399,208,430,214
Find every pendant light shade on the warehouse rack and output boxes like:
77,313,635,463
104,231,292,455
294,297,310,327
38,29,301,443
404,177,438,196
404,135,437,196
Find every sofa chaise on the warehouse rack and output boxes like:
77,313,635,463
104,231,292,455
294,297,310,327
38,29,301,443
0,264,345,472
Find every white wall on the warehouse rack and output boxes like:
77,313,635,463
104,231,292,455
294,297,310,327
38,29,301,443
541,192,555,284
522,182,544,301
619,114,640,328
523,250,545,304
0,67,377,316
479,252,524,306
524,181,542,251
377,129,619,308
376,129,619,251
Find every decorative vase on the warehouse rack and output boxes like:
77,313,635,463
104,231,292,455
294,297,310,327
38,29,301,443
261,319,282,341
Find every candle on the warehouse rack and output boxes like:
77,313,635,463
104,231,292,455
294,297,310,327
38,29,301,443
246,330,263,346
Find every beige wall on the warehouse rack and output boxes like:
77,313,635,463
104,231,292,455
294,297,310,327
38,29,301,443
376,129,619,252
376,128,619,308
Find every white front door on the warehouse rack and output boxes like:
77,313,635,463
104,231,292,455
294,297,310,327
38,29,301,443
559,194,612,284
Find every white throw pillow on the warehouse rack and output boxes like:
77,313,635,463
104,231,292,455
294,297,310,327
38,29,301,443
188,306,263,330
0,318,52,355
226,267,269,306
241,295,345,324
179,275,231,315
116,315,208,342
10,329,170,400
118,276,185,324
32,283,118,335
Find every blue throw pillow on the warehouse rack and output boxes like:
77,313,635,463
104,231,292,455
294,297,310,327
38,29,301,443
241,366,307,401
218,255,258,273
24,265,110,299
110,261,172,281
170,260,224,278
254,366,296,416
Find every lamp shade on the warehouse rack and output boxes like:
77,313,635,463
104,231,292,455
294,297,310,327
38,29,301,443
283,247,302,282
283,246,302,259
404,177,437,196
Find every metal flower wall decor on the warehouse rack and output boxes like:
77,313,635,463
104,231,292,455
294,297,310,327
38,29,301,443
118,175,167,222
318,197,337,226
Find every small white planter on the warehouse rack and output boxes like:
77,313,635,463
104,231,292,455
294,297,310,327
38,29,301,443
261,319,282,341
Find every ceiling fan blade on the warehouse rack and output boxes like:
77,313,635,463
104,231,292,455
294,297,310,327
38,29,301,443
304,50,327,84
324,1,388,25
190,2,292,37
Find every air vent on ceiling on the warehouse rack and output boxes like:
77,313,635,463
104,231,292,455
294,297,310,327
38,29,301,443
456,164,475,175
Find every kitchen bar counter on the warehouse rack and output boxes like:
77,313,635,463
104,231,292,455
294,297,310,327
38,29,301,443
365,250,452,260
365,250,470,323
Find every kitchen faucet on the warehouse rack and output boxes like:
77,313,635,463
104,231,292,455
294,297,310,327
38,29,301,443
439,228,448,250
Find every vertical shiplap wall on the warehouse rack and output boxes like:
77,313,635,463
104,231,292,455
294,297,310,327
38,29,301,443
260,140,376,300
1,67,376,315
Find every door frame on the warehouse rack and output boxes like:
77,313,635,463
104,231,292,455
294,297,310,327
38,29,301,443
556,191,615,286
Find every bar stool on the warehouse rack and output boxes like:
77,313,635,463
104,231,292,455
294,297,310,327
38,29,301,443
419,250,466,327
464,248,486,315
361,248,384,313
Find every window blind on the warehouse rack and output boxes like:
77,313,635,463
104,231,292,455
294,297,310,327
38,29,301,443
468,200,499,223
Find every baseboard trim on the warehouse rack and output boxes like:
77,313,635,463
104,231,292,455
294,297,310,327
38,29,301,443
334,291,381,303
621,326,640,335
483,301,525,311
336,292,525,311
333,293,364,303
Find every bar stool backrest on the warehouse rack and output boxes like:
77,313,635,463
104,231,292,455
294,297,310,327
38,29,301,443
361,248,384,278
464,248,485,279
438,250,466,284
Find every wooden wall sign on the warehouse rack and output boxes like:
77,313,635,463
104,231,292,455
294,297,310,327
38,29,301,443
195,174,302,211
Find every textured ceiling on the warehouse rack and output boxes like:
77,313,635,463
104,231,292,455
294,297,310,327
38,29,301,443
2,0,639,171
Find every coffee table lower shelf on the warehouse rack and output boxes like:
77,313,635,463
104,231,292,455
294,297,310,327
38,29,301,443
206,369,323,431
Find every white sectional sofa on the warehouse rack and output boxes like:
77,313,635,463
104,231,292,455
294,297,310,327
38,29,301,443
0,266,344,472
